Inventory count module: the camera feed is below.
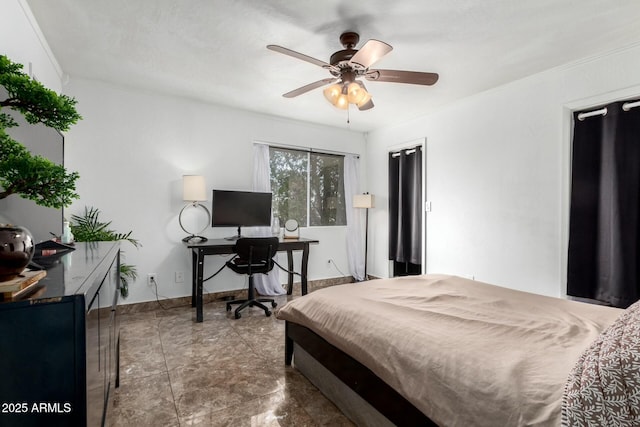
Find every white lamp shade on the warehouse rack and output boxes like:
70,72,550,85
183,175,207,201
353,194,375,209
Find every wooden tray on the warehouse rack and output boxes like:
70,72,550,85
0,270,47,300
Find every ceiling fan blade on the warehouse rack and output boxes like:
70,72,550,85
283,78,338,98
365,69,439,86
267,45,334,70
349,39,392,69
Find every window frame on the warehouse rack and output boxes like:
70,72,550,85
269,146,346,228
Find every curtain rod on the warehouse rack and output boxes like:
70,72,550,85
577,107,607,121
577,99,640,121
254,141,359,158
623,100,640,111
390,146,421,158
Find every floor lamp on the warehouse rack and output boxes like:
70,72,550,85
353,193,375,280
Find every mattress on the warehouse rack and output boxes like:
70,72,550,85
276,274,623,426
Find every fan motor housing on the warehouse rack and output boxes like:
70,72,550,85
330,31,362,66
330,49,357,66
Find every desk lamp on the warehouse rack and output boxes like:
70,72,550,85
179,175,211,242
353,193,375,280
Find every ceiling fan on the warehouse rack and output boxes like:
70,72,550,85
267,32,439,111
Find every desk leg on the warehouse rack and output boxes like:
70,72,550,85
286,249,294,295
196,249,204,322
191,250,197,307
301,243,309,295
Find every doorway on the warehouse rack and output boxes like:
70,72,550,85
388,143,424,277
567,99,640,308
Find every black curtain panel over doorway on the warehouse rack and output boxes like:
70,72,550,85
567,100,640,308
389,146,422,275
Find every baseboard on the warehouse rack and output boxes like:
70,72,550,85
117,276,355,315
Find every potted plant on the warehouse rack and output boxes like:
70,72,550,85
0,54,81,280
70,207,140,298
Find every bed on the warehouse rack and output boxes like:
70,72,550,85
275,274,640,426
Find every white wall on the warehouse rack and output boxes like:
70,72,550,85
63,78,365,304
366,45,640,297
0,0,62,92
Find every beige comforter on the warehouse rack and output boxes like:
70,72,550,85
276,274,623,426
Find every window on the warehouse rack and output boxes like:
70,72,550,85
269,147,346,227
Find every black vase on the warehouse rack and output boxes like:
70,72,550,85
0,224,35,282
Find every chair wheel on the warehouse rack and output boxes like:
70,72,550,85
265,310,272,317
235,312,241,319
271,301,277,308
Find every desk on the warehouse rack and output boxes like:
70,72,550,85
184,237,319,322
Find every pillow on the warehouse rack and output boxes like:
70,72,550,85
562,300,640,426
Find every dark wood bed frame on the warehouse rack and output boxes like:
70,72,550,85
285,321,437,426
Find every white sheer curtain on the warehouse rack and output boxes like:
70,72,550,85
344,154,365,281
251,143,286,295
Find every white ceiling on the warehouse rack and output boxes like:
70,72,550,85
24,0,640,132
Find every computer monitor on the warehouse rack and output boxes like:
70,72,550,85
211,190,272,239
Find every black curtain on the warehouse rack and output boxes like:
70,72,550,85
567,100,640,308
389,147,422,271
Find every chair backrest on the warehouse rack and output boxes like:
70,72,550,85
232,237,279,274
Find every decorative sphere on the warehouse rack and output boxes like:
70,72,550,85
0,224,35,282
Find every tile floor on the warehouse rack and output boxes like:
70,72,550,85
107,294,354,426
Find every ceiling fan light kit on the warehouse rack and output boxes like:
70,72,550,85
348,82,371,105
323,80,371,110
268,31,438,111
323,83,348,109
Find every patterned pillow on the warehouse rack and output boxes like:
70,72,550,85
562,300,640,426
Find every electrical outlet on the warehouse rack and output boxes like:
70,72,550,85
175,271,184,283
147,273,156,286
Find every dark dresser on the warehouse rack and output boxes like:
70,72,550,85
0,242,120,427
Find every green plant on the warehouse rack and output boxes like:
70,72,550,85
0,54,81,208
70,207,141,298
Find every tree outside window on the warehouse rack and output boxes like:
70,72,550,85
270,147,346,227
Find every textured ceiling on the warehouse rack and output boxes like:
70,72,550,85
24,0,640,132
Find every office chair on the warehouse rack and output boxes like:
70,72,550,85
225,237,279,319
